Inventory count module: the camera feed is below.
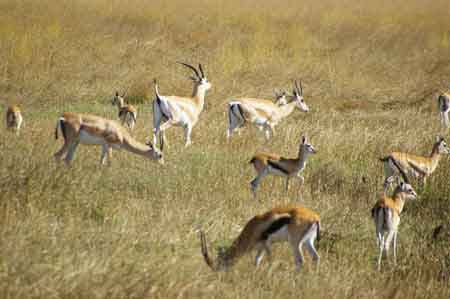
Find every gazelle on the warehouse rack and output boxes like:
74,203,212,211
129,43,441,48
438,92,450,128
152,62,211,149
249,135,316,197
380,136,450,189
227,81,309,140
112,91,137,130
54,112,162,165
6,105,23,135
200,205,320,271
371,176,417,270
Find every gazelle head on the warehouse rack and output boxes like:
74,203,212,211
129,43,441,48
179,62,211,92
434,136,450,154
292,80,309,112
200,231,230,271
145,141,164,163
394,176,417,200
274,89,288,105
300,135,317,155
112,91,126,107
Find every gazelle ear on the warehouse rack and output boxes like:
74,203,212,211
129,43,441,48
302,135,307,144
115,91,119,97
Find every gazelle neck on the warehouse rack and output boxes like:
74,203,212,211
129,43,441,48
296,146,311,167
429,145,442,172
391,191,407,214
276,101,297,119
121,135,151,157
115,98,125,109
191,84,208,108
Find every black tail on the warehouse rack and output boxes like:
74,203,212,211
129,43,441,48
55,118,66,140
316,221,321,242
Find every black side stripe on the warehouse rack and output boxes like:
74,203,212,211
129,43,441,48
267,160,290,175
260,217,291,241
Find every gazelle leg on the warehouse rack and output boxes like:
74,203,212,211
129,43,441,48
250,167,270,198
158,120,173,150
384,230,395,265
227,111,243,139
184,124,193,147
285,177,290,192
255,245,265,267
291,240,305,270
263,124,274,140
64,139,80,165
54,142,69,161
305,238,320,265
100,144,108,165
393,231,398,265
377,234,385,271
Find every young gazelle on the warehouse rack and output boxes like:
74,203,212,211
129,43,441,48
6,105,23,135
152,62,211,149
54,112,162,165
438,92,450,128
249,135,316,197
112,91,137,130
227,81,309,140
371,176,417,270
380,136,450,189
200,205,320,270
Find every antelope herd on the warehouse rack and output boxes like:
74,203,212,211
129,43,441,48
3,63,449,272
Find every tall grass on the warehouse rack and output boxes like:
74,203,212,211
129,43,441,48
0,0,449,298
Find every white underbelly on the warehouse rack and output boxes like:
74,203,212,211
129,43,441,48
79,131,106,145
268,226,289,243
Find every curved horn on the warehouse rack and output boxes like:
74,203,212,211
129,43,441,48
178,62,200,78
299,80,303,95
198,64,205,78
200,231,215,270
122,86,129,98
295,80,302,96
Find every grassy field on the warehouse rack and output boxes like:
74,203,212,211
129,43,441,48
1,0,450,298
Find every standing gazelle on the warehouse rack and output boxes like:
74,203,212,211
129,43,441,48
227,81,309,140
371,176,417,270
152,62,211,149
112,91,137,130
200,205,320,271
54,112,162,165
380,136,450,189
6,105,23,135
438,92,450,128
249,135,316,197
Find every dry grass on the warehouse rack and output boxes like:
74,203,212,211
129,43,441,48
1,0,450,298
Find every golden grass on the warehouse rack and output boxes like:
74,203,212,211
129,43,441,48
1,0,450,298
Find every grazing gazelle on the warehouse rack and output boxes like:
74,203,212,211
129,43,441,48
380,136,450,189
152,62,211,149
438,92,450,128
249,135,317,197
6,105,23,135
54,112,162,165
200,205,320,270
371,176,417,270
112,91,137,130
227,80,309,140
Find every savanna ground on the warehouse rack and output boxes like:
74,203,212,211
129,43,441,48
1,0,450,298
